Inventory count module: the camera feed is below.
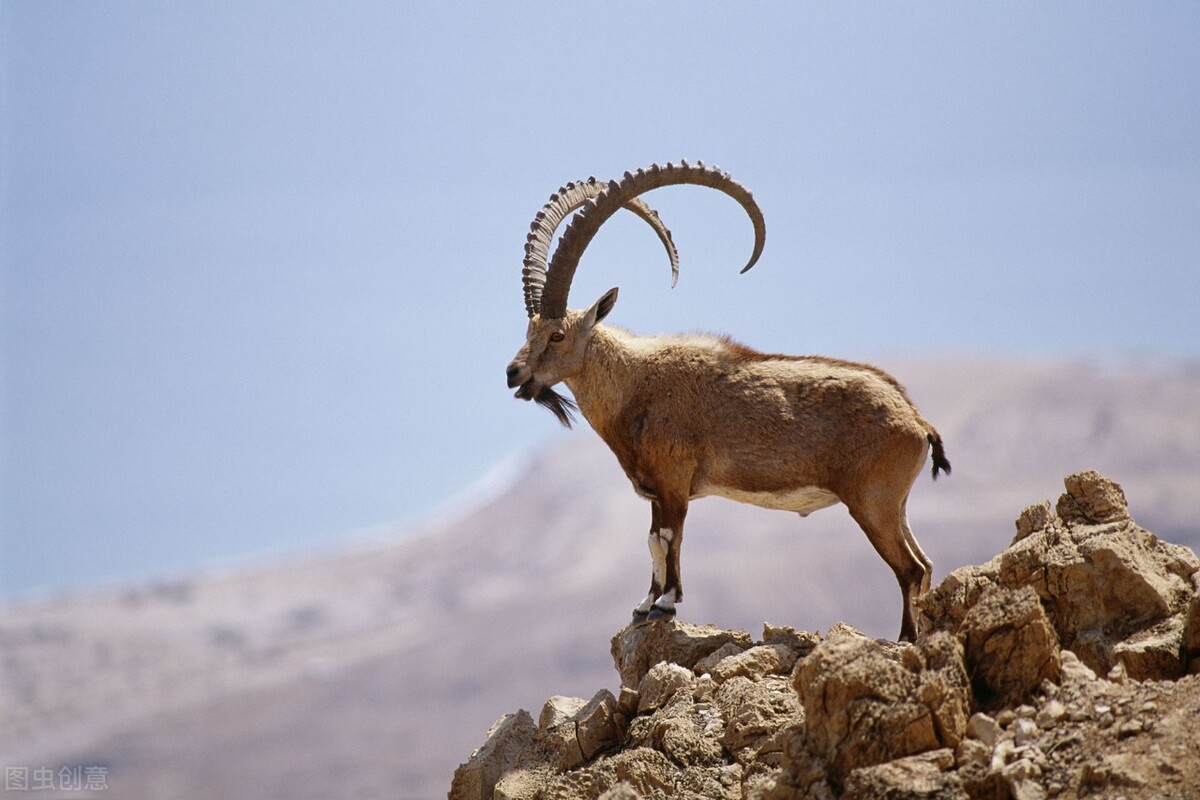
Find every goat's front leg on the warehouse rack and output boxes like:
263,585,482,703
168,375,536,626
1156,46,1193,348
631,498,688,623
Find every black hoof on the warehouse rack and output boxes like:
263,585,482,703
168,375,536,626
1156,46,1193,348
631,609,650,624
646,604,676,622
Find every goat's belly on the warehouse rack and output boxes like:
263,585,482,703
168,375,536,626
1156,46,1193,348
695,483,841,517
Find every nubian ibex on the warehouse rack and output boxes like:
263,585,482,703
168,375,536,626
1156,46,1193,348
505,161,950,641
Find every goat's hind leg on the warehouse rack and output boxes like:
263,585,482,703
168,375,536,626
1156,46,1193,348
847,497,927,643
900,497,933,595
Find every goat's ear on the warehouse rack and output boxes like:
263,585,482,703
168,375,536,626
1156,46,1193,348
586,287,619,327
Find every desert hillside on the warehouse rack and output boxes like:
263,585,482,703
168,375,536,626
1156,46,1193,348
1,358,1198,799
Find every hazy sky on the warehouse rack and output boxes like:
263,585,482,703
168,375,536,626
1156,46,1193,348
3,2,1198,598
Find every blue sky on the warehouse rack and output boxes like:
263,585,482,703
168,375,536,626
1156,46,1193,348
3,2,1198,598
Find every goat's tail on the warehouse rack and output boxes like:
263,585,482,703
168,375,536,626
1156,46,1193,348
927,430,952,481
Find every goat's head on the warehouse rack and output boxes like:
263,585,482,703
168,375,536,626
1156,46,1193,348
505,288,618,426
506,160,766,426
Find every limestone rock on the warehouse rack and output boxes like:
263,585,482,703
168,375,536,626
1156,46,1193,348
715,675,802,757
1111,617,1187,681
916,560,1001,636
913,632,972,750
611,621,752,689
1013,500,1058,544
596,782,641,800
793,631,968,785
965,713,1001,747
1185,572,1200,673
539,696,586,729
636,662,693,714
841,749,959,800
574,690,620,762
762,623,821,655
1054,470,1130,526
450,710,547,800
921,471,1199,682
960,586,1061,710
710,643,800,684
694,642,747,675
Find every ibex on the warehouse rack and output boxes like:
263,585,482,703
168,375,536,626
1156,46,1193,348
505,161,950,641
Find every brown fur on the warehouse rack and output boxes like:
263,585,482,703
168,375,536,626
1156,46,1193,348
507,293,949,641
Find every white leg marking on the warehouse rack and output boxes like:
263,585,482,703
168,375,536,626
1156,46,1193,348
648,529,670,586
634,592,655,615
652,593,676,613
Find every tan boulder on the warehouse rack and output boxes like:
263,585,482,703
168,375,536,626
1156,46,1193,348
611,621,752,689
960,585,1061,710
793,631,969,786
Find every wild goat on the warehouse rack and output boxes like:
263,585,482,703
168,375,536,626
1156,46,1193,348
505,161,950,641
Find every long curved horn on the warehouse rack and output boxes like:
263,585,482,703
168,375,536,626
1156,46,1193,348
538,160,766,320
523,178,679,319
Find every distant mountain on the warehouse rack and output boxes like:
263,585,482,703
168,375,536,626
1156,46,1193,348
1,358,1197,799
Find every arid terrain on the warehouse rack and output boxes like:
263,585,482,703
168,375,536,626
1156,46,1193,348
451,470,1200,798
1,358,1198,799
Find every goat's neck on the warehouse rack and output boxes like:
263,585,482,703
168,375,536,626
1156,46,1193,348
563,325,638,431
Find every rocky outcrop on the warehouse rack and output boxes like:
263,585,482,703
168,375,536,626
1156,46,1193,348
920,470,1200,680
450,472,1200,799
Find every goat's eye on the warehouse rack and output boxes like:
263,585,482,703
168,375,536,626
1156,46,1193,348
549,331,565,343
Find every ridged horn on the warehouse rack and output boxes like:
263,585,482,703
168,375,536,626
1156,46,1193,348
537,160,765,320
523,178,679,319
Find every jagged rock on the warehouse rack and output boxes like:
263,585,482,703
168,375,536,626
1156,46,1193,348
541,690,620,770
540,746,675,799
575,690,620,762
611,621,752,689
840,749,959,799
539,696,587,729
907,632,972,750
965,712,1001,747
1001,515,1197,676
636,662,693,714
915,560,1001,636
493,767,553,800
649,711,724,767
762,623,822,654
450,710,550,800
758,726,834,800
1055,470,1130,525
694,642,748,675
961,585,1061,710
710,643,800,684
1058,648,1097,683
1111,617,1187,681
596,782,640,800
716,675,803,757
921,471,1199,682
793,631,969,785
1013,500,1058,544
955,738,991,770
1185,572,1200,674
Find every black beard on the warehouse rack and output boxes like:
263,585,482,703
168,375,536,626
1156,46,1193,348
534,385,577,428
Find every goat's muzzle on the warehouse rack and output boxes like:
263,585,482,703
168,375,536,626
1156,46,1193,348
506,363,528,392
507,364,575,425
